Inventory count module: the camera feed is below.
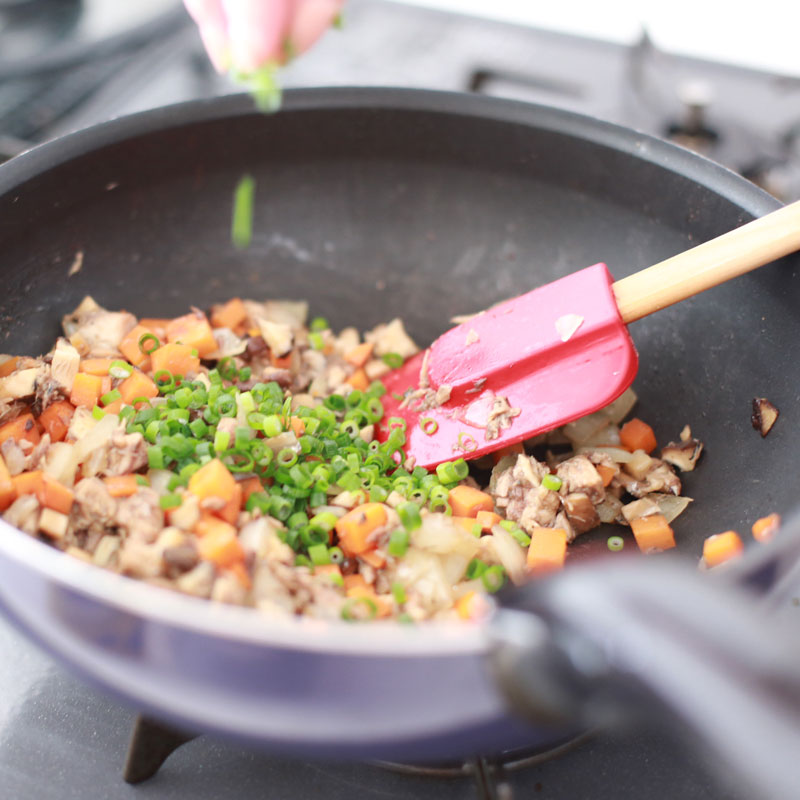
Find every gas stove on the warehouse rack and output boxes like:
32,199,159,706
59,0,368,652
0,1,793,798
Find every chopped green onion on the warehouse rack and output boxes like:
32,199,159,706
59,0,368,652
214,429,231,453
391,582,407,605
294,554,312,568
231,173,256,250
542,473,563,491
341,596,377,622
109,360,133,379
147,446,164,469
607,536,625,552
397,502,422,531
387,528,410,558
309,331,324,350
308,543,330,566
100,388,121,407
481,565,506,593
138,333,160,354
135,475,149,487
456,432,478,453
310,316,329,331
91,405,105,420
510,528,531,547
382,352,404,369
420,417,438,436
159,494,183,510
465,558,488,580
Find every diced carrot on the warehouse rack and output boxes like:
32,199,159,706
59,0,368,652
165,312,217,358
343,574,369,593
452,515,480,534
103,400,123,415
210,298,247,330
119,324,158,367
596,464,617,487
118,369,159,406
79,358,114,376
11,470,44,499
195,516,245,567
0,455,16,511
619,418,657,454
0,357,19,378
492,442,525,464
527,527,568,573
41,474,74,514
360,550,386,569
99,376,112,396
104,475,140,498
345,368,369,392
225,560,252,590
216,482,243,525
289,416,305,437
314,564,343,579
150,343,200,378
345,342,374,368
0,413,41,447
703,530,744,567
476,510,502,532
188,458,237,503
239,477,263,503
36,400,74,444
630,514,675,552
456,590,479,620
335,502,387,555
448,485,494,518
270,352,292,369
752,513,780,543
138,318,171,340
69,373,102,408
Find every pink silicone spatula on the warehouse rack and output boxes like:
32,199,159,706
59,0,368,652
377,200,800,468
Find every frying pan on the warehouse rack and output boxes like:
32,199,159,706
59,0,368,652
0,89,799,796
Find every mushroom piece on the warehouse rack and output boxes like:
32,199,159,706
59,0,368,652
661,436,704,472
751,397,779,437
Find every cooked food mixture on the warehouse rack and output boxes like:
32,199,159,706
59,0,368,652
0,296,701,622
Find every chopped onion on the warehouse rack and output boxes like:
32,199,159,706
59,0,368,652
412,515,480,559
563,410,610,445
581,424,620,447
576,445,634,463
597,495,623,524
601,388,638,425
72,413,118,463
490,524,527,584
651,493,693,523
147,469,173,495
42,442,78,486
626,449,654,480
440,552,471,584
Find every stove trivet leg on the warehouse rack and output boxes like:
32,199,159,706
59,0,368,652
123,714,198,784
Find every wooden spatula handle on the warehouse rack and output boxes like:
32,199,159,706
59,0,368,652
612,199,800,324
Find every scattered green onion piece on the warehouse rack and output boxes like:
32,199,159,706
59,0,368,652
135,475,149,487
309,332,324,350
138,333,160,354
420,417,438,435
147,446,164,469
91,406,105,420
310,316,329,332
328,546,344,564
397,502,422,531
465,559,488,580
294,554,312,568
159,494,183,510
308,543,331,566
387,528,410,558
109,360,133,379
391,582,407,605
341,596,377,622
99,388,121,407
277,447,298,467
231,173,256,250
510,528,531,547
382,352,404,369
456,432,478,453
607,536,625,552
214,429,231,453
482,565,506,593
541,473,563,492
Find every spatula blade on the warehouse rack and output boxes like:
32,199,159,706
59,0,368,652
377,263,637,469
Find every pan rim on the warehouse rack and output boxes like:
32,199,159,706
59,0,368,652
0,87,785,656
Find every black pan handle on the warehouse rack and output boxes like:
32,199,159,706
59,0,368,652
489,531,800,800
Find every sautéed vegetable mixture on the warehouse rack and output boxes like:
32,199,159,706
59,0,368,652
0,296,701,622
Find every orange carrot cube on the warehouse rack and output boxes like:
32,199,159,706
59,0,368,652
165,313,217,358
40,474,74,514
527,527,568,573
703,530,744,567
630,514,676,552
0,455,16,511
215,483,243,525
11,470,44,499
335,503,387,555
118,370,159,406
476,510,502,532
752,513,780,543
620,418,657,454
119,324,158,367
150,343,200,378
345,342,374,368
138,318,171,341
210,298,247,330
196,517,245,568
104,475,140,498
448,485,494,518
0,413,41,447
79,358,114,376
188,458,237,503
596,464,617,487
69,372,103,408
345,368,369,392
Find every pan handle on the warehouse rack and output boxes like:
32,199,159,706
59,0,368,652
489,545,800,800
